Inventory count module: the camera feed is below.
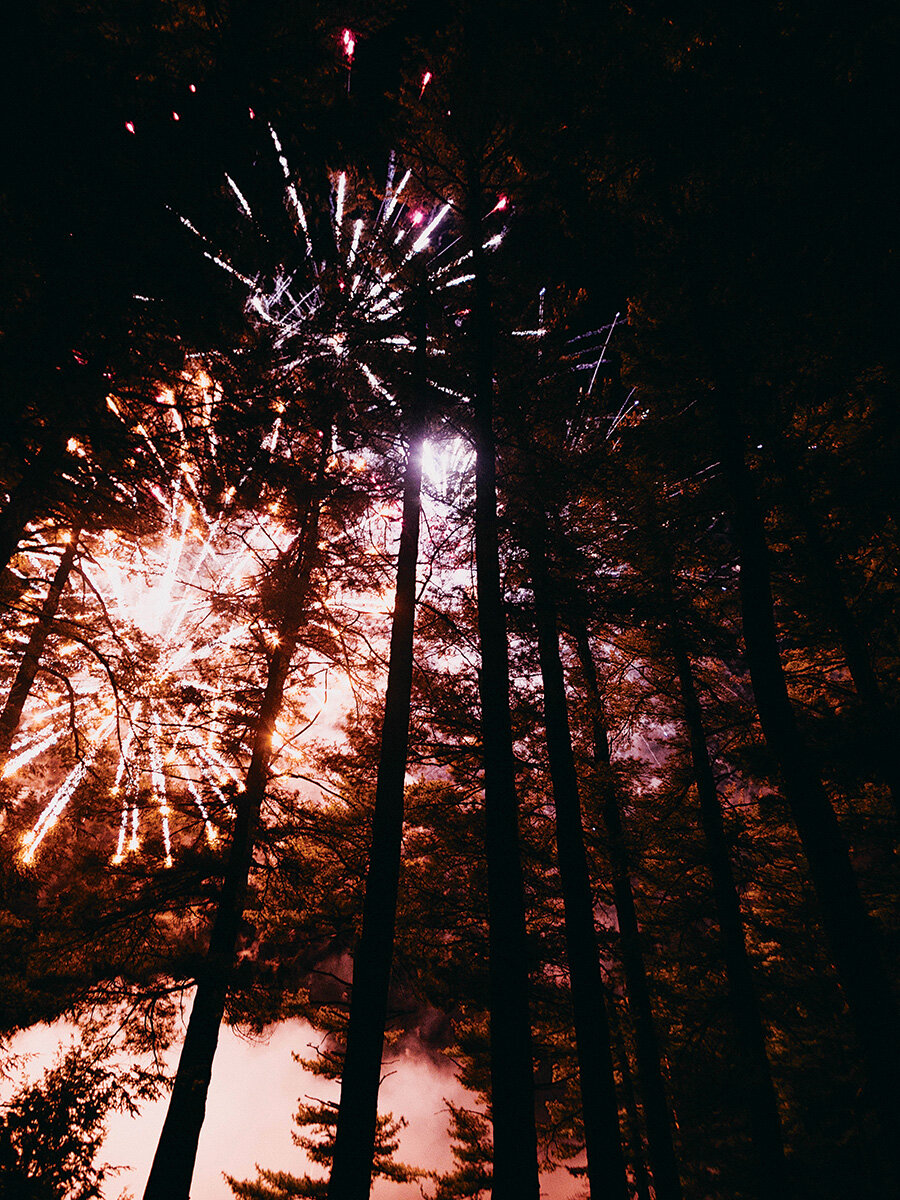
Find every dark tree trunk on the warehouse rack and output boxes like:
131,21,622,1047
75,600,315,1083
327,321,428,1200
143,434,329,1200
0,526,81,767
607,995,653,1200
718,403,900,1161
469,201,539,1200
659,571,788,1199
528,525,628,1200
569,617,683,1200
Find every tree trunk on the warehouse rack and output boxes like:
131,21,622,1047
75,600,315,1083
659,569,788,1199
718,403,900,1162
569,616,683,1200
607,996,653,1200
327,321,427,1199
469,197,539,1200
528,525,628,1200
143,433,329,1200
0,526,81,768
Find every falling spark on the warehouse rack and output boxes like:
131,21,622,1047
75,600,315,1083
226,174,253,218
383,169,411,221
22,715,117,863
150,713,173,865
269,125,310,242
412,203,451,253
3,724,70,779
335,172,346,236
112,725,136,862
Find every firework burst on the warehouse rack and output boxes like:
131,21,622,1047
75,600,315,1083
3,130,509,868
2,374,328,868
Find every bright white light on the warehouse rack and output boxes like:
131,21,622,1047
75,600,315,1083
422,437,474,498
335,173,346,232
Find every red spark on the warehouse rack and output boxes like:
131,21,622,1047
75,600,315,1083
248,107,256,119
420,70,432,97
493,195,508,212
172,111,180,121
125,121,135,134
189,83,197,93
411,211,424,225
342,28,355,61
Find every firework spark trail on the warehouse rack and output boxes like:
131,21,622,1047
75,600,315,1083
187,778,217,844
199,743,244,792
269,125,312,248
188,742,237,817
112,723,136,862
21,713,117,862
349,218,363,267
585,310,621,398
10,695,92,733
149,712,173,866
225,173,253,218
410,203,451,255
3,724,72,780
335,172,347,236
382,169,411,222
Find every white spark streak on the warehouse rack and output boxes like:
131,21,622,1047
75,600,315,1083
187,779,217,844
359,364,394,401
383,169,411,220
150,713,173,865
112,726,135,861
3,725,69,779
412,203,451,253
226,173,253,218
23,715,117,862
335,173,346,233
269,125,311,244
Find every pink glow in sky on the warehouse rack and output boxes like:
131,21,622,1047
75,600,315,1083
7,1017,469,1198
8,1014,583,1197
